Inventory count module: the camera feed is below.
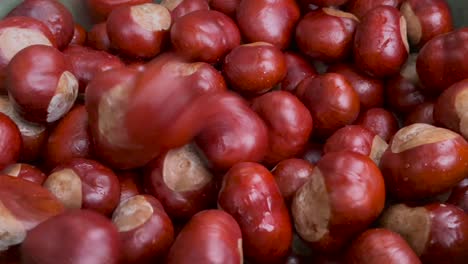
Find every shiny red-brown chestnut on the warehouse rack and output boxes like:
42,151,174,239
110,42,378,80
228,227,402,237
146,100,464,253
299,0,350,7
271,158,315,204
324,125,388,165
404,102,435,126
7,0,74,49
252,91,313,165
112,195,174,263
297,73,360,138
170,10,240,63
0,113,21,170
345,0,402,19
161,0,209,20
6,45,78,123
296,8,359,62
401,0,453,48
355,108,400,142
223,42,287,95
43,105,92,170
0,176,64,251
417,28,468,94
280,52,317,94
86,22,111,51
117,171,143,204
328,63,384,110
43,158,120,215
1,163,46,185
433,79,468,140
21,209,121,264
106,3,171,59
86,0,152,22
447,178,468,213
70,24,87,46
346,228,421,264
209,0,240,18
166,210,243,264
353,6,409,77
63,44,124,92
380,124,468,201
292,151,386,253
381,203,468,264
0,96,47,162
218,162,292,263
144,143,216,220
236,0,300,49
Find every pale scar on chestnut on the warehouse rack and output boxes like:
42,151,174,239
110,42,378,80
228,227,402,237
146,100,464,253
391,124,459,153
43,169,83,210
112,195,154,232
131,4,171,32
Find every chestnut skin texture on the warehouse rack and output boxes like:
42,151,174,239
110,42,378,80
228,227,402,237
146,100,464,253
236,0,300,49
355,108,400,142
345,0,401,19
281,52,317,94
292,151,386,253
353,6,409,77
447,178,468,213
381,203,468,264
328,63,384,110
43,105,91,170
86,22,111,51
218,162,292,263
433,79,468,140
251,91,313,165
297,73,360,138
7,0,74,50
170,10,240,63
117,171,142,204
417,28,468,94
404,102,435,126
45,158,120,215
380,124,468,201
0,113,22,170
271,158,314,204
63,44,124,92
106,3,171,59
1,163,46,185
386,74,426,115
161,0,210,20
112,195,174,263
223,42,287,95
6,45,78,123
86,0,152,22
401,0,453,48
70,24,87,46
21,209,121,264
346,228,421,264
166,210,243,264
209,0,241,18
296,8,359,62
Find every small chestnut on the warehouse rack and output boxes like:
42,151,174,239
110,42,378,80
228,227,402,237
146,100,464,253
86,22,111,51
117,171,143,204
354,108,400,142
86,0,152,22
0,113,22,170
345,0,401,19
161,0,210,20
404,102,435,126
1,163,46,185
447,178,468,213
70,23,87,46
280,52,317,94
209,0,241,18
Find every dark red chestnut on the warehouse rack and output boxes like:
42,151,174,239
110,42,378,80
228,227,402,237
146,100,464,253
223,42,287,95
404,102,435,126
218,162,292,263
380,123,468,201
144,143,216,220
1,163,46,185
292,151,386,253
271,158,315,204
106,3,171,59
380,203,468,264
251,91,313,165
86,0,152,22
0,176,64,250
324,125,388,165
63,44,124,92
345,0,401,19
70,24,87,46
0,113,21,170
355,108,400,142
433,79,468,140
43,105,91,170
7,0,74,49
166,210,243,264
209,0,240,18
112,195,174,263
161,0,210,20
297,73,360,138
6,45,78,123
300,0,350,7
447,178,468,213
236,0,300,49
86,22,111,51
328,63,384,110
170,10,240,63
401,0,453,48
21,209,120,264
416,28,468,94
296,8,359,62
353,6,409,77
346,228,421,263
280,52,317,94
43,158,120,215
117,171,143,204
